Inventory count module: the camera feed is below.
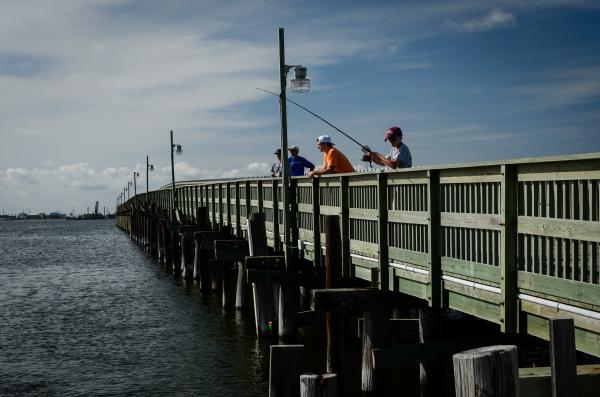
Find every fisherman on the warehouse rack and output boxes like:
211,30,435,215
308,135,355,178
288,145,315,177
271,148,282,177
362,126,412,169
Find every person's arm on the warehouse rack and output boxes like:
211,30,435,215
308,164,335,178
302,158,315,171
365,151,399,169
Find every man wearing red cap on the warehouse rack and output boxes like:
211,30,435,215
362,126,412,169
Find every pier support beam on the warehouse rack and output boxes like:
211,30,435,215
247,213,277,338
453,345,519,397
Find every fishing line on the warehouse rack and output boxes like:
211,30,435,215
256,88,373,167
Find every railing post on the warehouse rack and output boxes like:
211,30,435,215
377,172,389,291
211,184,217,228
272,179,281,251
427,170,441,307
218,182,224,230
245,180,251,225
289,178,299,253
340,176,351,279
500,164,518,334
312,177,322,268
226,182,232,231
258,180,264,213
235,181,242,237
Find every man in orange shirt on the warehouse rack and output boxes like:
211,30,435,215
307,135,355,178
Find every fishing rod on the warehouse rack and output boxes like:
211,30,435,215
256,88,373,165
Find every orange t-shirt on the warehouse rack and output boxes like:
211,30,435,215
323,147,355,174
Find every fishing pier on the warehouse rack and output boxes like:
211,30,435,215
116,152,600,396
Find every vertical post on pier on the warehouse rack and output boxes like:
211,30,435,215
226,182,232,233
500,164,518,334
377,172,389,291
248,212,276,337
419,307,444,397
324,216,344,382
269,344,304,397
300,374,337,397
235,182,242,237
550,318,577,397
427,170,441,307
453,345,519,397
312,177,321,268
272,179,281,251
340,176,351,279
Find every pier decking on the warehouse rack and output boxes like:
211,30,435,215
117,152,600,358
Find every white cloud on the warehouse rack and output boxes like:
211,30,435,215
445,9,517,32
511,65,600,107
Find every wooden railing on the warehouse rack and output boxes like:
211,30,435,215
118,152,600,356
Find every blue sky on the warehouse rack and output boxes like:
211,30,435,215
0,0,599,214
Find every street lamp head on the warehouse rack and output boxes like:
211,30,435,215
134,171,139,177
291,66,310,93
149,164,154,171
175,144,183,155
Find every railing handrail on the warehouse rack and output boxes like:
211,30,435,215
157,151,600,190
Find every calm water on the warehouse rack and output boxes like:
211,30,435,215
0,220,270,396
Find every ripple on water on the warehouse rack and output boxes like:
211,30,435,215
0,220,269,396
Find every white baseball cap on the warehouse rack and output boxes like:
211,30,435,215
317,135,333,144
288,145,299,151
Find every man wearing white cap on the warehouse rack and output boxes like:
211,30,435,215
307,135,354,178
288,145,315,177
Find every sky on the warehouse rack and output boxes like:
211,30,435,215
1,0,600,214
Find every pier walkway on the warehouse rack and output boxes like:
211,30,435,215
117,152,600,358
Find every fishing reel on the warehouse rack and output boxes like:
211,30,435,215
361,146,373,168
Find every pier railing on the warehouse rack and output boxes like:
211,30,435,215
118,152,600,357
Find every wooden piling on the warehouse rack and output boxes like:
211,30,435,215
361,308,386,394
221,260,236,310
247,212,276,338
236,259,248,310
550,318,577,397
300,374,337,397
269,344,304,397
419,307,445,397
453,345,519,397
324,216,344,381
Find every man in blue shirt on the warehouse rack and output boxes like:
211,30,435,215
288,145,315,176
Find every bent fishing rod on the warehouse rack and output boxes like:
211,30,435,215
256,88,373,160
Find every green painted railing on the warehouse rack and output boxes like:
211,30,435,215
117,152,600,356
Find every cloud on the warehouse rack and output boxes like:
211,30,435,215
510,65,600,107
445,9,517,32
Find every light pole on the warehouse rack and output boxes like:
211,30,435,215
278,27,310,266
127,182,132,200
133,171,139,202
170,130,183,211
277,27,310,338
123,187,126,203
146,156,154,202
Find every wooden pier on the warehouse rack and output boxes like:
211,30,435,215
116,152,600,395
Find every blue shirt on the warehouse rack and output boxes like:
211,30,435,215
288,156,315,176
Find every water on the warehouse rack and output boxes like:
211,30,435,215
0,220,269,396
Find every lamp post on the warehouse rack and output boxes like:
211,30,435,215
279,27,310,266
170,130,183,212
133,171,139,202
278,27,310,338
146,156,154,202
127,181,132,200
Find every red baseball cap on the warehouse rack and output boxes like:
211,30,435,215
385,126,402,141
